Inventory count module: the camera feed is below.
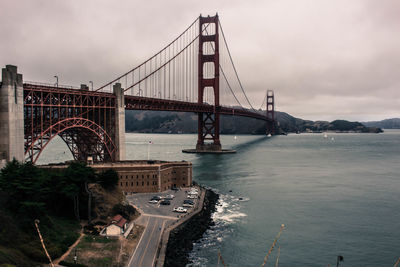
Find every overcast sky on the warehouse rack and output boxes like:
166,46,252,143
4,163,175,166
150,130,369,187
1,0,399,121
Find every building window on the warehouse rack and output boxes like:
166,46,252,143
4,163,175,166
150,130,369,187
136,182,139,186
120,182,123,186
131,182,133,186
147,175,149,178
142,181,144,186
155,175,157,178
126,182,128,186
137,175,139,178
142,175,144,178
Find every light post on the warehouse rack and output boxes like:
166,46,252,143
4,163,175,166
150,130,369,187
336,255,344,267
54,75,58,87
89,81,93,91
137,89,143,96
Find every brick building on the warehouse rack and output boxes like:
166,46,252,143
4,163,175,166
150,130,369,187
40,160,193,193
93,160,192,193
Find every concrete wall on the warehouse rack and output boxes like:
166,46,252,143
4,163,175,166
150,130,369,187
0,65,24,164
113,83,126,161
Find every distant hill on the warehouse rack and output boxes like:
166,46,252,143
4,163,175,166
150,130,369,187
125,110,383,134
362,118,400,129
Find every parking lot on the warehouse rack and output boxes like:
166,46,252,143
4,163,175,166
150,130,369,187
126,187,201,218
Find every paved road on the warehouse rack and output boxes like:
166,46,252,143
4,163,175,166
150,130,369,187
126,187,200,267
128,216,169,267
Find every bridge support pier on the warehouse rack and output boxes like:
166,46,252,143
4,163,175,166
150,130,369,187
0,65,24,169
113,83,126,161
183,15,235,154
266,90,275,135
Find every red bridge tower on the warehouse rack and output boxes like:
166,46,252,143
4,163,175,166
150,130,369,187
196,14,222,152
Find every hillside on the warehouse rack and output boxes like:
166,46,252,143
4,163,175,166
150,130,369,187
125,110,383,134
0,161,135,266
362,118,400,129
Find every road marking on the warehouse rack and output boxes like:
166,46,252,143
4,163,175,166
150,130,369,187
151,220,167,267
138,218,158,267
127,216,150,267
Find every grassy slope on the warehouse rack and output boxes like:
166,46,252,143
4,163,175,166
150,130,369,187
0,210,80,267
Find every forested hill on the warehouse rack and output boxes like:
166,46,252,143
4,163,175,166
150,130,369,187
125,110,383,134
362,118,400,129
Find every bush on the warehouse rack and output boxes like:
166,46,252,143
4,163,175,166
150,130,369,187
111,204,136,220
97,169,118,190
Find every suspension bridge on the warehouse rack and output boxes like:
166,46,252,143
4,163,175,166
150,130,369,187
0,14,275,165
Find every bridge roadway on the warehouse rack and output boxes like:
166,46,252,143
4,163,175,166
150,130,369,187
23,83,271,122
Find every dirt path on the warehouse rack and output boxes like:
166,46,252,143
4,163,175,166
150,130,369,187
53,231,85,265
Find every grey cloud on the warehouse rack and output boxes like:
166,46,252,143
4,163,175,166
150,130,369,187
0,0,398,121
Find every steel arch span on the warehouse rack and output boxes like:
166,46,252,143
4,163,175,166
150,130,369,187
25,118,116,163
23,82,118,164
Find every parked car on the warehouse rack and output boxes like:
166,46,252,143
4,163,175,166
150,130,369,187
173,207,187,213
151,196,162,201
148,200,158,204
160,200,171,205
183,199,194,205
164,194,175,200
187,195,197,199
182,203,193,208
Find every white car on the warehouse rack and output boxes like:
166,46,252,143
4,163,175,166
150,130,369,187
182,203,193,208
187,195,197,199
148,200,158,204
173,207,188,213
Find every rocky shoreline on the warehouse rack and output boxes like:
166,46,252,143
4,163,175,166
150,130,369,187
164,188,219,267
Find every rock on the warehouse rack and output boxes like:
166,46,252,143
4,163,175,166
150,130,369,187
164,189,219,267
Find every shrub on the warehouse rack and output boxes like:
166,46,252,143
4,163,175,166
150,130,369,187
97,169,118,190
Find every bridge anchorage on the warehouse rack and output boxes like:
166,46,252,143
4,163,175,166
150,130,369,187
0,14,275,166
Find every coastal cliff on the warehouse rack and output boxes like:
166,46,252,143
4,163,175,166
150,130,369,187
164,189,219,267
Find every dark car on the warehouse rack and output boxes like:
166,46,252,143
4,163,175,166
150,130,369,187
151,196,161,201
183,199,194,205
160,200,171,205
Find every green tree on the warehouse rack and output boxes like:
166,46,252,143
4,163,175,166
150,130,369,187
97,169,119,190
60,162,96,220
0,159,50,221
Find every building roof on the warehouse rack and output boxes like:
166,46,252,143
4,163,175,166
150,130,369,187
110,214,127,229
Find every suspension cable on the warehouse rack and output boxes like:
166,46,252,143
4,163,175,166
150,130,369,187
203,26,244,108
123,21,212,93
218,20,256,111
96,17,199,91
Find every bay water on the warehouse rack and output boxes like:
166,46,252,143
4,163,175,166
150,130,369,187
38,130,400,267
